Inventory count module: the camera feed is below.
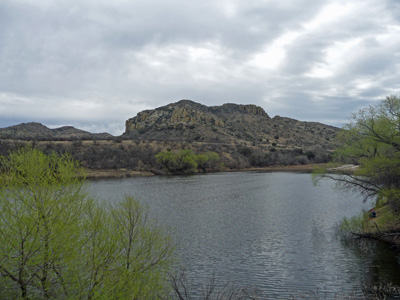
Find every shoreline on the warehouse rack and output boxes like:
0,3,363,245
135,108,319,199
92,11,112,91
85,163,323,179
352,231,400,249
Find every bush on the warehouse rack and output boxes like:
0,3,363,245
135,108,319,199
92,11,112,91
197,152,220,171
155,149,221,174
0,147,174,299
239,147,252,157
340,211,368,233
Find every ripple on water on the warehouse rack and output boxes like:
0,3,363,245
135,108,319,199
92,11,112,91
89,172,399,299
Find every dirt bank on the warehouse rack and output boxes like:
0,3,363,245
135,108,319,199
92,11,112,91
85,169,154,179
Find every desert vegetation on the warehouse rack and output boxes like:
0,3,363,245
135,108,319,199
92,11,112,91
0,138,331,177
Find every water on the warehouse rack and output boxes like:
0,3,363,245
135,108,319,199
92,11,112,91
89,171,400,299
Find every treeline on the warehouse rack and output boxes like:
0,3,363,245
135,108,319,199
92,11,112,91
0,139,332,174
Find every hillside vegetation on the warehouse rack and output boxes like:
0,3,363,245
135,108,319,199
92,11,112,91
0,100,341,175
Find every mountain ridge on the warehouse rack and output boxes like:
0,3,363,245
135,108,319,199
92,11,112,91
0,122,112,140
124,99,340,150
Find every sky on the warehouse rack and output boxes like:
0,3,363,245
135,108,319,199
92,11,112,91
1,0,399,135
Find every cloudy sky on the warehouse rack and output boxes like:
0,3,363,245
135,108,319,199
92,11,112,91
1,0,399,135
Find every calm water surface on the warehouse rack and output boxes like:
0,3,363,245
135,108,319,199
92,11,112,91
89,172,400,299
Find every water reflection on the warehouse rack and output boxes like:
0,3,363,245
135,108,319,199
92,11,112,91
89,172,400,299
340,236,400,285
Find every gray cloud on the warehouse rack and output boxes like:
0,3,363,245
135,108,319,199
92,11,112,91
0,0,399,135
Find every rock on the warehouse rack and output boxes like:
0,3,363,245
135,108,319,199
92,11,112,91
124,99,340,150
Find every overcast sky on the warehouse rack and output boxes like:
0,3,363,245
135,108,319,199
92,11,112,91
1,0,399,135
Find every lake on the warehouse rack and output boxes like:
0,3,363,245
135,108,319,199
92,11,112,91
89,171,400,299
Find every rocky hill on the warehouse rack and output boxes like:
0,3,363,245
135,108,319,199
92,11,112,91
0,100,344,173
0,122,113,140
124,100,340,150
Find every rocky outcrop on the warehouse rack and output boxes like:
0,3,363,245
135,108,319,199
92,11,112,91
124,99,340,150
125,100,271,133
125,100,225,132
213,103,269,116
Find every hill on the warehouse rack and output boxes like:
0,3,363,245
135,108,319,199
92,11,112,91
0,122,113,140
124,99,340,150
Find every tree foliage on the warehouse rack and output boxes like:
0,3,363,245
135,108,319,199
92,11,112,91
196,152,220,172
314,95,400,211
155,149,220,174
0,147,174,299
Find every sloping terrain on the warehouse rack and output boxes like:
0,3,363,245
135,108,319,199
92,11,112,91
124,99,340,150
0,122,113,140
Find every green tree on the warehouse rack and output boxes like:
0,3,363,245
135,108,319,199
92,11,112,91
155,149,179,173
176,149,198,173
155,149,198,174
196,152,220,172
0,147,174,299
0,147,89,299
314,95,400,211
156,149,222,174
106,196,174,299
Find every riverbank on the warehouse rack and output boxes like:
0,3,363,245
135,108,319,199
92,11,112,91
85,163,324,179
353,231,400,249
351,205,400,248
85,168,154,178
241,163,320,173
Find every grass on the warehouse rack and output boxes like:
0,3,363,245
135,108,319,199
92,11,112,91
340,203,400,250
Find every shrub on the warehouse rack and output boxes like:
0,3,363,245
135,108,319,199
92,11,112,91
0,147,174,299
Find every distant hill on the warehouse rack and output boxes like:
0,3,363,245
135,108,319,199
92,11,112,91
0,122,113,140
124,99,340,150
